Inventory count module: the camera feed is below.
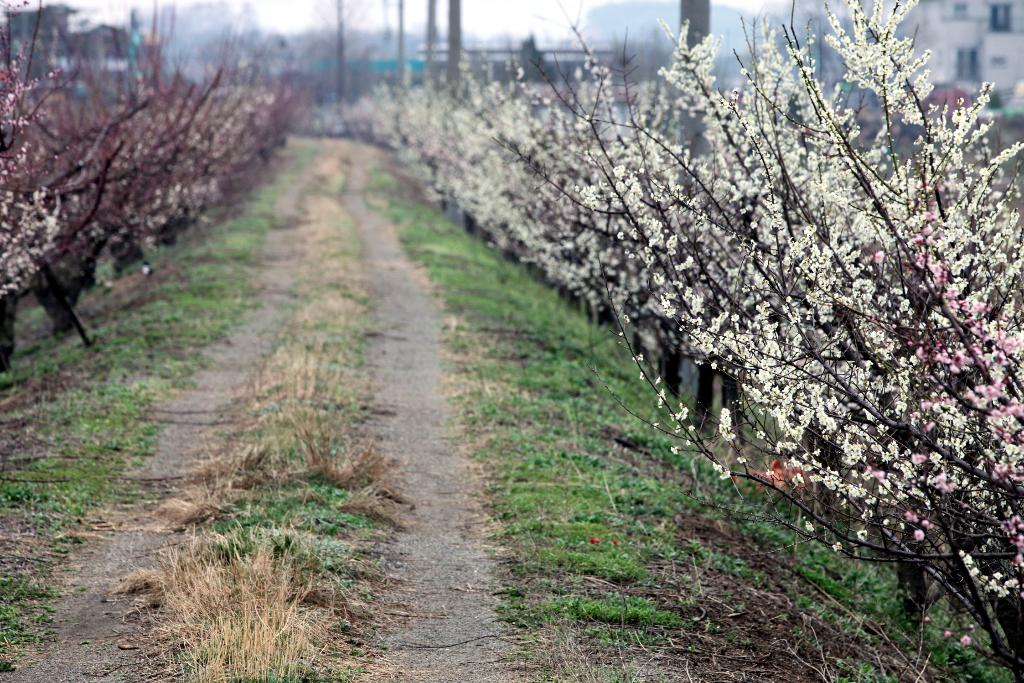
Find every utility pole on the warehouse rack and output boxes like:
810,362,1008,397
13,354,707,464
426,0,437,85
673,0,711,405
397,0,405,84
680,0,710,46
447,0,460,88
678,0,710,147
336,0,346,101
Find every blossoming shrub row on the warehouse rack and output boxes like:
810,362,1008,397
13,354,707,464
0,26,297,367
360,0,1024,672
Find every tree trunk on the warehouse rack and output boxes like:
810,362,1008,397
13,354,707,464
896,561,929,618
721,370,741,440
0,295,16,372
680,0,710,44
32,256,96,336
662,349,683,396
696,362,715,430
994,596,1024,673
157,214,191,246
679,1,710,153
112,239,145,275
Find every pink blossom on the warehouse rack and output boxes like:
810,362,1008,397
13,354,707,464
931,472,957,494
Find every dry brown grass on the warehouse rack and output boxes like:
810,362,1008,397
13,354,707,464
157,338,392,531
292,408,401,525
533,626,643,683
120,530,344,682
154,495,221,528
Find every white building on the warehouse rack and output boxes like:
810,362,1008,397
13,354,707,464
907,0,1024,96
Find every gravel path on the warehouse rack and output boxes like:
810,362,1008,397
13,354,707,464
1,160,309,683
343,143,512,682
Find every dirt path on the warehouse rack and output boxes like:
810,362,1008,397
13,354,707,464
2,160,311,683
342,144,512,681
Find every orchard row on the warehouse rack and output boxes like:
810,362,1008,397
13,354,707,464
0,8,297,366
359,0,1024,672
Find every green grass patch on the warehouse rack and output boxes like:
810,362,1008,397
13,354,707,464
542,594,682,628
219,477,375,539
0,577,57,651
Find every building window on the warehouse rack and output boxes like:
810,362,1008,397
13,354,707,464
991,4,1012,32
993,55,1008,68
957,48,979,80
953,3,967,19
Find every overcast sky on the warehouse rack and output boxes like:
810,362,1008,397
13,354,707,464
57,0,781,40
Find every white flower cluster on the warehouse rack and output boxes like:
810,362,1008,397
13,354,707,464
362,0,1024,667
0,191,60,298
0,29,56,300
